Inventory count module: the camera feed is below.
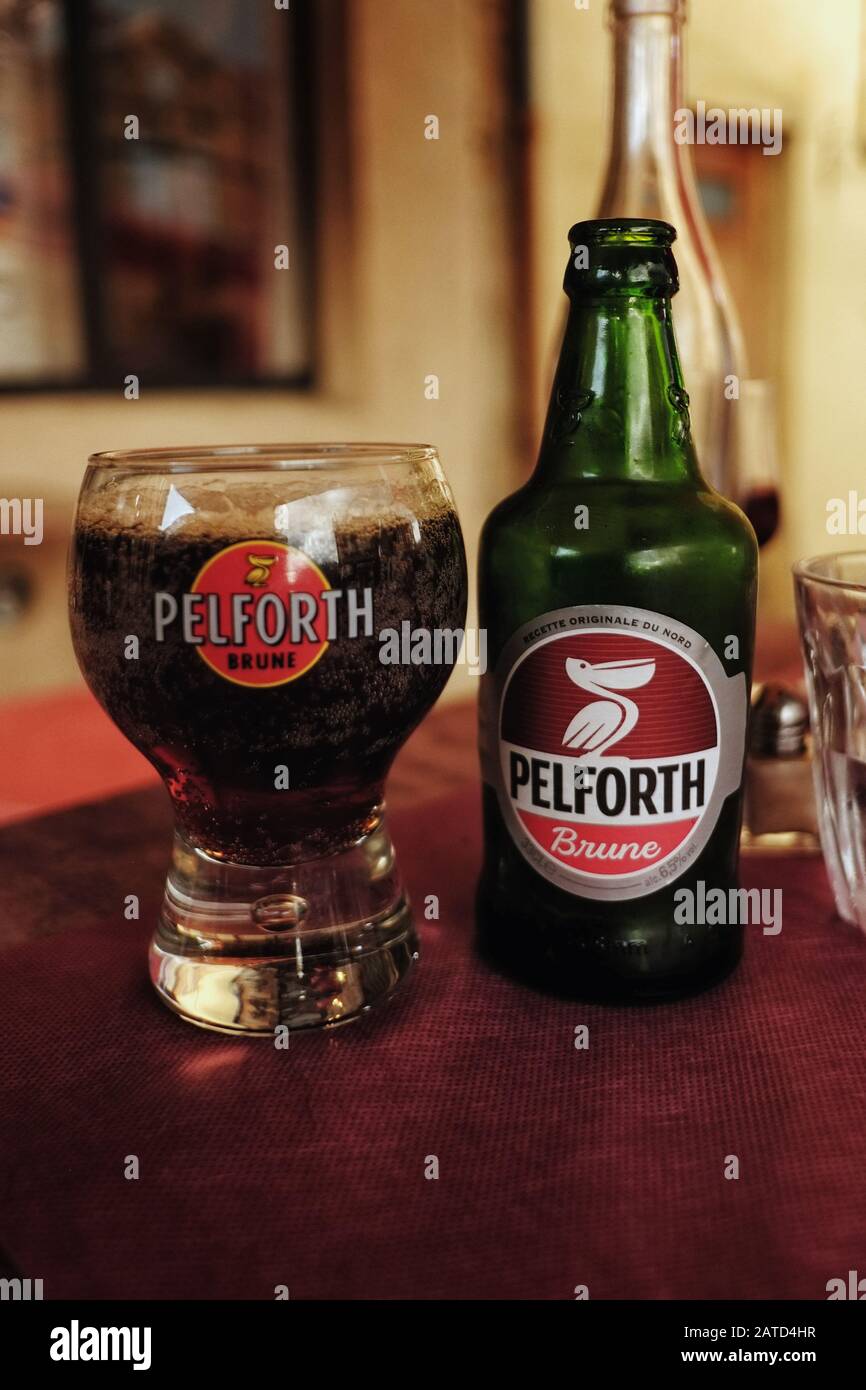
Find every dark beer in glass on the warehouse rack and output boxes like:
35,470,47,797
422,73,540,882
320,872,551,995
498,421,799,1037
70,444,467,1033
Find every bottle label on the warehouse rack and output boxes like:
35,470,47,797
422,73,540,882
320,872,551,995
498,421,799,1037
480,605,747,902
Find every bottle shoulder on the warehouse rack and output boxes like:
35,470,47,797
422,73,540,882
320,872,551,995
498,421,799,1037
692,484,759,555
479,478,535,545
479,477,758,644
483,476,755,556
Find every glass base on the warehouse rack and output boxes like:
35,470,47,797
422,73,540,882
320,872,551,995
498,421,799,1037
149,818,418,1035
740,826,822,856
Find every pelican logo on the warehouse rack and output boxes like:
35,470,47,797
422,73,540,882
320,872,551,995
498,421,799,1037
481,604,747,902
244,553,278,587
562,656,656,754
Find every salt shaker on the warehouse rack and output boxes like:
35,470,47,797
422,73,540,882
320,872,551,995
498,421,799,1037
741,684,820,853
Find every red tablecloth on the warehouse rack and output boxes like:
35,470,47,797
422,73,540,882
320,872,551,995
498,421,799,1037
1,784,865,1300
0,688,155,825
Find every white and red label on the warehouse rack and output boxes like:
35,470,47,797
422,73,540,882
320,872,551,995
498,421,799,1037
482,606,747,902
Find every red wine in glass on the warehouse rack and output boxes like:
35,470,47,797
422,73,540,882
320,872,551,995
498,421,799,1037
742,486,780,549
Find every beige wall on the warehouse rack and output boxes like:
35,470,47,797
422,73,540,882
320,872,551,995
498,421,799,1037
5,0,861,699
0,0,519,699
529,0,866,626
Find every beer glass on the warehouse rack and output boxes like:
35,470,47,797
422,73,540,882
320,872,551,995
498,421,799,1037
69,444,467,1033
795,553,866,932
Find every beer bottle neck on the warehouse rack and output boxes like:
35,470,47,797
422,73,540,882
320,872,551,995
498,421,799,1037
536,227,702,485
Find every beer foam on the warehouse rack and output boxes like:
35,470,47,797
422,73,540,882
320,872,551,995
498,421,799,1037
76,469,456,552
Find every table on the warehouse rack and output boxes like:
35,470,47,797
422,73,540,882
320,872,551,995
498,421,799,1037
1,697,864,1300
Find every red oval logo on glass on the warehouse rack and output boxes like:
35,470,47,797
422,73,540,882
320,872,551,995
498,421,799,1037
191,541,331,688
500,629,719,880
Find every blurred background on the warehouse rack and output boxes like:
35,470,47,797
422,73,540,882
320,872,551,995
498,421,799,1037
0,0,861,809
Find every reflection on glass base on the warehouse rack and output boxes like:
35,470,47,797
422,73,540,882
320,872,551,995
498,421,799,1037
740,826,822,856
148,819,418,1034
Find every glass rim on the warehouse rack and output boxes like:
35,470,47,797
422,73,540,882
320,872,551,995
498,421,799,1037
86,442,439,471
793,551,866,593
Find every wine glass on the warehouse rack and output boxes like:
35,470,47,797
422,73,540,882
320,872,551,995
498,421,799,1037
735,379,781,549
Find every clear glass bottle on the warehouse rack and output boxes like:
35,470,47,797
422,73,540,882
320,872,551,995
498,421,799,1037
596,0,747,497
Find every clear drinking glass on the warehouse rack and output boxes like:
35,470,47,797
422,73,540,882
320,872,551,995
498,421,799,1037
794,552,866,929
69,444,467,1033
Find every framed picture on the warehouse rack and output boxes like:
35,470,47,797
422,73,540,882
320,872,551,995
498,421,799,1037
0,0,315,389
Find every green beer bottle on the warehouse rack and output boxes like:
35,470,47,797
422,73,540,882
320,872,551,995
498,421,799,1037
477,218,757,1001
